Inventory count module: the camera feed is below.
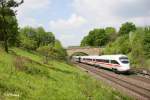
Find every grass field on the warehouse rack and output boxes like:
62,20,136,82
0,48,133,100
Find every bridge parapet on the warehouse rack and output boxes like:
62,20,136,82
67,46,103,56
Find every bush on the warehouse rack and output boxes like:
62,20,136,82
37,41,67,63
104,35,130,54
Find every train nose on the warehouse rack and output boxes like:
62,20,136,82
118,64,130,72
124,64,130,68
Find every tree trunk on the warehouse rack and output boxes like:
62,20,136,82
1,2,8,53
4,39,8,53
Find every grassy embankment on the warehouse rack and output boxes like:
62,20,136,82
0,48,132,100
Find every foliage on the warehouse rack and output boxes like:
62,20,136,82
143,27,150,58
129,28,146,67
0,0,23,52
81,28,108,47
37,45,56,64
37,40,67,63
19,26,55,50
35,27,55,48
104,35,131,54
105,27,116,35
53,40,67,60
119,22,136,35
105,27,117,42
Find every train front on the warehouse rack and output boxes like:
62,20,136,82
117,56,130,72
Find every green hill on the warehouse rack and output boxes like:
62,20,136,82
0,48,132,100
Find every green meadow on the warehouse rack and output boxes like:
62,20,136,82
0,48,132,100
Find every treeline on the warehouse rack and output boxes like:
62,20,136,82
18,27,67,62
81,22,150,68
0,0,67,62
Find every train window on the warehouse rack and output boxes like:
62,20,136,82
111,60,119,64
96,59,102,62
86,58,92,61
121,61,129,64
102,60,105,62
96,59,109,63
105,60,109,63
119,57,129,64
119,57,128,60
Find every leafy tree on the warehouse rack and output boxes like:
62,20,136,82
41,32,55,46
119,22,136,35
19,26,55,50
105,27,116,35
37,40,67,63
81,28,108,47
0,0,23,52
80,36,90,46
19,27,37,50
129,28,146,67
105,27,117,42
104,35,130,54
36,27,46,47
37,45,56,64
53,40,67,60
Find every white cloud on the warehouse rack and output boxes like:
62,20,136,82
72,0,150,27
19,17,43,28
128,16,150,26
49,14,87,47
49,14,87,31
16,0,51,27
16,0,50,10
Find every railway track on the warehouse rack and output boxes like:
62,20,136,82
75,62,150,100
129,76,150,84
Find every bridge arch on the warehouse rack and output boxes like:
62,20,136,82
70,52,88,58
67,47,102,57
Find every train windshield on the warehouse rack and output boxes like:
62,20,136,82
119,57,129,64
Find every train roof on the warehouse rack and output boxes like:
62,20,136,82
79,54,128,60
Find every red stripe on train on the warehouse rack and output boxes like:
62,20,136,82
82,60,121,67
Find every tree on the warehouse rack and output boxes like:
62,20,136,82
104,35,131,54
37,45,56,64
53,40,67,60
80,28,108,47
0,0,23,52
80,36,89,46
19,26,55,50
119,22,136,35
105,27,116,35
37,40,67,63
19,27,37,50
41,32,55,46
36,27,46,48
105,27,117,42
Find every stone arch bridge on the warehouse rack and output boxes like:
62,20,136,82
67,46,103,57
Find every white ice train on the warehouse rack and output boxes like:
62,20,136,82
73,55,130,73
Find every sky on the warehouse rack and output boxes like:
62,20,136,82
16,0,150,47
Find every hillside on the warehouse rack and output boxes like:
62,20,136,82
0,48,132,100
